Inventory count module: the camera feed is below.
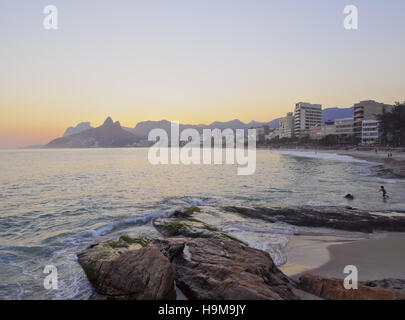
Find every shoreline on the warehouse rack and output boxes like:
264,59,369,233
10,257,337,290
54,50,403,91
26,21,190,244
333,150,405,177
280,232,405,282
270,147,405,177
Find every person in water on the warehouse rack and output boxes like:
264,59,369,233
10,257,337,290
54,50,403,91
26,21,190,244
380,186,388,199
344,194,354,200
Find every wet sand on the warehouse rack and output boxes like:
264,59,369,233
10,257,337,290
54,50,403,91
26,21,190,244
326,150,405,177
280,232,405,281
275,147,405,176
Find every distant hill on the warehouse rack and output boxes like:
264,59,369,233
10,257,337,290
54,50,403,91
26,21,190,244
55,107,354,147
63,122,93,137
46,117,140,148
322,107,354,123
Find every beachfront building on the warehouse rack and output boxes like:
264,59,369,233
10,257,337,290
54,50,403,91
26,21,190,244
335,117,354,144
279,112,294,139
335,117,354,135
361,120,380,145
309,121,336,140
353,100,394,140
294,102,322,138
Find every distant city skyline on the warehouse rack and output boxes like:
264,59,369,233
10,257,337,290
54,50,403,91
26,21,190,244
1,0,405,148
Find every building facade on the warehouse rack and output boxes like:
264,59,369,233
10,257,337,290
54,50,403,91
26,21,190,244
361,120,380,145
335,117,354,144
335,117,354,136
353,100,394,139
309,121,336,140
279,112,294,139
322,120,336,136
309,124,322,140
294,102,322,138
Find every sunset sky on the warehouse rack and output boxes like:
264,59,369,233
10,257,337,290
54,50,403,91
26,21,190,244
1,0,404,148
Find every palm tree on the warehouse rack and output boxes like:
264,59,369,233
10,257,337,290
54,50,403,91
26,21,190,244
377,102,405,147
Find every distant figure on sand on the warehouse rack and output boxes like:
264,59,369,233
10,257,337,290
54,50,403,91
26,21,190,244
344,194,354,200
380,186,388,199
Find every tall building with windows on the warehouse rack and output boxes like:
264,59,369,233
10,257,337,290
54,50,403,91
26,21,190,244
353,100,394,139
293,102,322,138
279,112,294,139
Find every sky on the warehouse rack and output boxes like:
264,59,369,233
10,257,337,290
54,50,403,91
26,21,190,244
0,0,404,148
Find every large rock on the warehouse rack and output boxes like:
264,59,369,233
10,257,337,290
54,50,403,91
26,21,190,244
298,274,405,300
78,236,298,300
77,236,176,300
153,207,247,245
223,205,405,233
154,238,299,300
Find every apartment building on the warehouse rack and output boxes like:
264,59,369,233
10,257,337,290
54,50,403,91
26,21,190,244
294,102,322,138
279,112,294,139
335,117,354,136
361,120,380,145
353,100,394,139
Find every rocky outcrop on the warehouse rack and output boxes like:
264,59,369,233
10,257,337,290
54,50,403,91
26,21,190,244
77,236,176,300
222,205,405,233
364,279,405,294
298,274,405,300
77,205,405,300
78,235,299,300
155,238,298,300
153,207,246,245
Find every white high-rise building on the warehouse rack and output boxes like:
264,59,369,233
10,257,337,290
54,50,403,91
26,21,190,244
294,102,322,138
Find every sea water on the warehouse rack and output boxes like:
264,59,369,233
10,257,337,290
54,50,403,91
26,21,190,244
1,148,404,299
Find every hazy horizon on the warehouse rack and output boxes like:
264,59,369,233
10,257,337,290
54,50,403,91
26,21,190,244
1,0,405,148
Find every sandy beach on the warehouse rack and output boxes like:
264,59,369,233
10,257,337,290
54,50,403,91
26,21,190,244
281,232,405,282
324,149,405,176
273,147,405,176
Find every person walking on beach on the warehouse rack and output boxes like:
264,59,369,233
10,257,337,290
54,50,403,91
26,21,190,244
380,186,388,199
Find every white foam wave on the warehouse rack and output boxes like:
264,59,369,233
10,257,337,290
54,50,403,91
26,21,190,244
66,211,171,245
279,151,370,164
377,178,405,185
188,198,206,206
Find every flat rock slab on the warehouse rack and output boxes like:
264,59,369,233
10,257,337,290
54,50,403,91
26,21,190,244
153,214,246,245
222,205,405,233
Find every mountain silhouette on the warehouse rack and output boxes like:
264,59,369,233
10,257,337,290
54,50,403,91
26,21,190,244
46,117,140,148
51,107,354,147
63,122,93,137
322,107,354,123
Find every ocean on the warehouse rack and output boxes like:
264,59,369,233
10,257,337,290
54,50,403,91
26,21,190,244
1,148,405,299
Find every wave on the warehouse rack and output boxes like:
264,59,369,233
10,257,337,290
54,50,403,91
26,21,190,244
64,211,171,246
188,198,206,206
279,151,370,164
377,178,405,185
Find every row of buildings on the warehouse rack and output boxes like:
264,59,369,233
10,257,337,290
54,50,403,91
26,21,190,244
256,100,394,145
